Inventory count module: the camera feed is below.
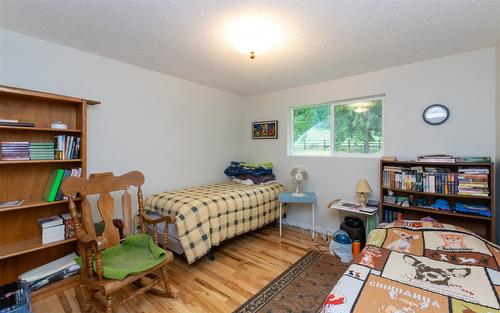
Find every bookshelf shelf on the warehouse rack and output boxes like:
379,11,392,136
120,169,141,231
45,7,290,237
0,85,98,300
381,202,493,221
381,187,491,200
380,160,495,241
0,125,83,133
31,275,79,302
0,198,82,213
0,159,82,165
0,237,77,260
381,160,492,167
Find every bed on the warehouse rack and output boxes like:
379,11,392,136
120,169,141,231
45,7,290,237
144,181,285,263
321,220,500,313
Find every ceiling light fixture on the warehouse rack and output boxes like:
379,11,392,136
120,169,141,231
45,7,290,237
226,16,282,60
352,102,375,114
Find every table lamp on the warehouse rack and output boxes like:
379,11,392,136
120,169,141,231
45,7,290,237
356,179,372,205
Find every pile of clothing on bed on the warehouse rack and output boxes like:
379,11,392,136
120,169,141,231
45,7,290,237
224,161,276,185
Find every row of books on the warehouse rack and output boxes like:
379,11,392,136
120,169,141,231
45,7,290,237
37,212,79,244
383,166,489,196
383,210,403,223
54,135,81,160
42,168,82,202
415,154,491,163
0,139,81,161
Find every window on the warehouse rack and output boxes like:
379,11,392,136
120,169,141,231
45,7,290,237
290,97,383,156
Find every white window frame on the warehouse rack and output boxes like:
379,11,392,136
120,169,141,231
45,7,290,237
288,95,385,158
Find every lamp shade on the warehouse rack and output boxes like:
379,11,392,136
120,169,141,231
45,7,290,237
355,179,372,193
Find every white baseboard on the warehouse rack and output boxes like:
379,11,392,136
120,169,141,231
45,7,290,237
280,218,338,237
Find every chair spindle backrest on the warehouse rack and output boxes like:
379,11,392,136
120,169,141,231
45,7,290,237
61,171,145,249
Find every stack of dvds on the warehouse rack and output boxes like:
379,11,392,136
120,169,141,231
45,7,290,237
1,141,29,160
29,142,55,160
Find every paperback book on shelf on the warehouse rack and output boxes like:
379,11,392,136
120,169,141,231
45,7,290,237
54,135,81,160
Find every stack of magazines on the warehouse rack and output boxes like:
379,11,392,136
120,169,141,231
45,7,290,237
18,253,80,292
416,154,455,163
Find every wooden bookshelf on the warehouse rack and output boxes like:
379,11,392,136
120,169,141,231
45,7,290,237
0,159,82,165
0,85,99,299
0,125,83,133
380,160,495,241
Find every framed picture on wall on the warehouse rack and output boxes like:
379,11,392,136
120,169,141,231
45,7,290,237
252,120,278,139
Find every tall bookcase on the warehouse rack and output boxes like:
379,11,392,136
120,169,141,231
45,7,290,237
0,85,99,300
380,160,495,241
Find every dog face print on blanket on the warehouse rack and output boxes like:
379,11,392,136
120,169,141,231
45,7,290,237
383,228,423,255
381,252,499,308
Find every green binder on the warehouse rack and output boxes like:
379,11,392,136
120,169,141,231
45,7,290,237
43,169,65,202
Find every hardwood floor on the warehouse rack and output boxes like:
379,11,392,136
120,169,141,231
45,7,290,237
33,224,324,313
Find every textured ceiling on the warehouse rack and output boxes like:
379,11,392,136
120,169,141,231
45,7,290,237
1,0,500,96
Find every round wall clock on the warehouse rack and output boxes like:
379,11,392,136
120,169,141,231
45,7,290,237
423,104,449,125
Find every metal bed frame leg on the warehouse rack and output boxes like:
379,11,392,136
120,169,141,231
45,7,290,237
208,247,216,261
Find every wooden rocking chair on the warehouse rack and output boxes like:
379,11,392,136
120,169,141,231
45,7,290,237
61,171,177,313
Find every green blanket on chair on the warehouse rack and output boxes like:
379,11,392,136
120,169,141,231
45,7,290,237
76,234,167,280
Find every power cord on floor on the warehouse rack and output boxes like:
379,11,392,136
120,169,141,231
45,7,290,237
281,214,335,254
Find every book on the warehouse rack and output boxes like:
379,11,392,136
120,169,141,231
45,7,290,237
41,234,65,245
0,121,35,127
42,169,65,202
360,206,378,214
0,118,18,123
37,215,63,229
38,220,65,244
18,252,78,283
55,169,72,201
59,212,80,239
455,157,491,163
0,200,24,208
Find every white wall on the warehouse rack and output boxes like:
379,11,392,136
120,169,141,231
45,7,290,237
243,48,496,235
0,29,245,212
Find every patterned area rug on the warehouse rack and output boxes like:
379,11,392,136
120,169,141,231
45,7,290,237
234,250,350,313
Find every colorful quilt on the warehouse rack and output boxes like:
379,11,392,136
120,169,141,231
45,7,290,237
144,182,285,263
322,220,500,313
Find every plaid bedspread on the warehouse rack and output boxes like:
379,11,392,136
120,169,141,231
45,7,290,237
322,220,500,313
144,182,285,263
